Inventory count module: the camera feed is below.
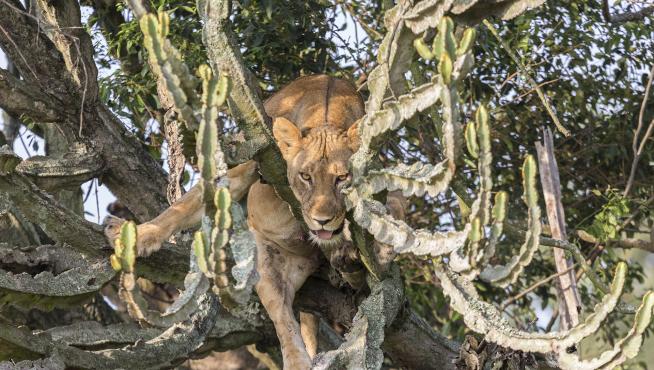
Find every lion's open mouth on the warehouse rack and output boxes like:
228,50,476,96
310,224,344,240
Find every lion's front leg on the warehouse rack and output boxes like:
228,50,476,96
255,242,320,370
104,161,257,256
104,184,204,256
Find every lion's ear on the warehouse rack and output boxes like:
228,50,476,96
273,117,302,161
346,120,360,151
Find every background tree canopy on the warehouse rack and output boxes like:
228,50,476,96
0,0,653,368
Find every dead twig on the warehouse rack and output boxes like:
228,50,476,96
500,263,578,310
624,63,654,197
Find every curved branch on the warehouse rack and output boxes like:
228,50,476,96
15,144,104,191
0,292,220,369
0,244,115,309
0,68,64,122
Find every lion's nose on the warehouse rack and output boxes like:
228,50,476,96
314,217,333,226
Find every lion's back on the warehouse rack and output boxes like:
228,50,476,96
264,75,364,132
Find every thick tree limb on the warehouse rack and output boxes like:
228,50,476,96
0,292,220,369
0,170,188,284
0,0,170,221
0,68,64,123
0,0,77,101
36,0,99,104
0,266,461,369
314,269,404,369
0,244,115,308
298,276,460,370
0,172,106,255
383,308,459,369
15,144,104,191
92,102,170,221
199,0,305,223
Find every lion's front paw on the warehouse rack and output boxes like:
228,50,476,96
134,223,166,256
329,243,361,273
104,215,125,248
103,216,165,257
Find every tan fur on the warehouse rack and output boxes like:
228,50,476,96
104,75,399,370
247,75,365,369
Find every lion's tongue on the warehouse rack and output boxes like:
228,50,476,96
316,230,334,240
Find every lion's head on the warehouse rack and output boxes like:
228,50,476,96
273,117,359,245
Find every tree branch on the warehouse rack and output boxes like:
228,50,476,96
199,0,305,223
14,144,104,191
0,292,221,369
0,68,64,122
0,171,106,255
0,244,116,308
624,63,654,196
483,19,570,137
0,0,77,100
602,0,654,23
576,229,654,253
0,169,189,283
0,0,170,221
36,0,99,105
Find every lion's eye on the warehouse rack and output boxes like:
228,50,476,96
336,173,350,183
300,172,312,182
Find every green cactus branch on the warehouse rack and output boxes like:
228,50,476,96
340,2,653,368
432,261,654,369
192,63,257,310
1,0,599,369
478,155,542,286
111,221,207,328
139,11,200,129
557,291,654,369
450,105,494,275
364,160,452,198
346,22,476,260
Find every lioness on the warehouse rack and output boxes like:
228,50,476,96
106,75,397,369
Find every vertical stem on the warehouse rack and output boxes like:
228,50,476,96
535,127,580,330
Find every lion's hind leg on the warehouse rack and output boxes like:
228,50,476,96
300,311,319,358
